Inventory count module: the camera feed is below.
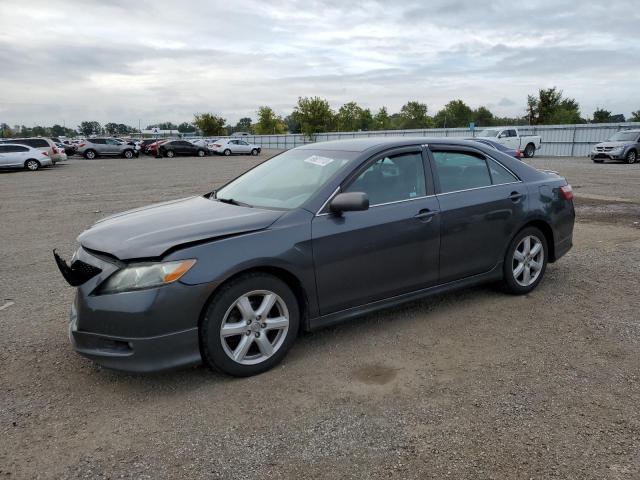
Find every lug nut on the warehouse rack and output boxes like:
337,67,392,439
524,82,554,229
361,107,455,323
246,319,251,325
256,314,262,320
255,332,260,338
245,331,251,336
260,323,266,328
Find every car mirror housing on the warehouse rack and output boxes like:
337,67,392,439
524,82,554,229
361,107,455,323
329,192,369,214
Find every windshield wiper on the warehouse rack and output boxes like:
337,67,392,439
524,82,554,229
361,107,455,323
216,197,252,207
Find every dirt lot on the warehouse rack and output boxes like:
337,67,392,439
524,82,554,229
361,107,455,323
1,153,639,479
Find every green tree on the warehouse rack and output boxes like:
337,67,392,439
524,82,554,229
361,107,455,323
335,102,364,132
373,107,391,130
473,106,495,127
78,121,101,136
32,126,49,137
178,122,196,133
630,110,640,122
591,108,611,123
398,101,433,129
527,87,581,125
434,99,474,128
284,113,301,134
0,123,13,138
235,117,253,133
293,96,335,138
255,106,287,134
193,113,227,136
104,122,118,135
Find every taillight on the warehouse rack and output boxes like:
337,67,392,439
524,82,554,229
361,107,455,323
78,143,86,148
42,151,49,156
560,184,573,201
213,144,221,147
515,149,522,158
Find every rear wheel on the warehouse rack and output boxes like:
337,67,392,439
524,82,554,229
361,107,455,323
625,150,637,164
84,149,97,159
200,272,299,377
165,150,175,158
223,149,231,156
197,149,206,157
524,143,536,158
24,159,40,171
251,148,259,156
123,149,134,159
502,227,548,295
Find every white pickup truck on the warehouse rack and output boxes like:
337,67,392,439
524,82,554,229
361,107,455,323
476,127,542,158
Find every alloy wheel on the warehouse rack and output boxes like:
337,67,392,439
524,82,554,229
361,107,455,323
219,290,289,365
627,151,637,164
512,235,544,287
26,160,39,171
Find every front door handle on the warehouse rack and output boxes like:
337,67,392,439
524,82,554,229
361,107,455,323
509,191,525,202
414,209,439,222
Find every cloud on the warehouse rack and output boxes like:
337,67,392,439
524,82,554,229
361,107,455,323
0,0,638,127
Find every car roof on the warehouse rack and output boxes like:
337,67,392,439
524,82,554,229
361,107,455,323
0,143,34,147
296,136,503,153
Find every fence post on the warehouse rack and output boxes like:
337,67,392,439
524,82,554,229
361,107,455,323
570,126,577,156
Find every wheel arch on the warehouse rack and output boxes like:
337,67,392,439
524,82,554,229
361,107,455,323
513,218,556,262
197,265,310,338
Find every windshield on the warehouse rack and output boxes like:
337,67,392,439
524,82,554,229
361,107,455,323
216,149,358,209
608,131,639,142
477,129,500,138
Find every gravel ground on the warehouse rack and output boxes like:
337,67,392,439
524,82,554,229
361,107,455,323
1,153,639,479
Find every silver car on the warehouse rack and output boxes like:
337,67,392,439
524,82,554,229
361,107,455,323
76,138,139,159
209,138,261,156
0,143,53,171
0,137,59,164
590,129,640,164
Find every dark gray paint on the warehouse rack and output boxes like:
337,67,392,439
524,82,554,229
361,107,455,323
60,137,575,372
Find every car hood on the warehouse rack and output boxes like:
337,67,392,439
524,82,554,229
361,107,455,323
596,141,631,148
78,196,283,260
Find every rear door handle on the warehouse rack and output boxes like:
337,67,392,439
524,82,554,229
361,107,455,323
509,191,525,202
414,209,439,222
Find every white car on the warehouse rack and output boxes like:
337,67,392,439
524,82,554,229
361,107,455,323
476,127,542,158
0,143,53,171
209,138,261,156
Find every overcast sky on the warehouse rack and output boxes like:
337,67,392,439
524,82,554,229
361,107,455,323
0,0,638,128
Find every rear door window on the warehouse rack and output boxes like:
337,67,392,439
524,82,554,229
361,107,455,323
432,151,492,193
488,158,519,184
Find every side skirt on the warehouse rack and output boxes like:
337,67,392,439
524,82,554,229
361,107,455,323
308,263,504,331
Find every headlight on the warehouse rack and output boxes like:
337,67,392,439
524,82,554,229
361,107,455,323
98,259,196,294
611,147,624,154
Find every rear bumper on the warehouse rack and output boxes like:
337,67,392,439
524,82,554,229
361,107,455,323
69,301,202,372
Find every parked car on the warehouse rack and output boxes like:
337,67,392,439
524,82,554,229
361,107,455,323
210,138,261,156
0,137,59,164
590,129,640,164
56,142,77,156
231,132,251,137
159,140,208,158
54,137,575,376
75,138,139,159
146,139,171,156
139,139,159,153
0,143,53,171
53,144,68,162
189,139,210,149
468,138,522,159
476,127,541,158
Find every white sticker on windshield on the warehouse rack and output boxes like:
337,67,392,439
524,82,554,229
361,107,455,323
304,155,335,167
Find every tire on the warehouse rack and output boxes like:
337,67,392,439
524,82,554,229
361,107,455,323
625,150,637,164
200,272,300,377
165,150,175,158
197,149,205,157
251,148,259,156
501,226,548,295
84,149,97,160
24,159,40,171
123,149,134,159
223,149,231,156
524,143,536,158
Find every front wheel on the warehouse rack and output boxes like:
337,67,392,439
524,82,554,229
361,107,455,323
625,150,637,164
123,149,134,159
200,273,300,377
223,149,232,156
502,227,548,295
197,149,206,157
165,150,175,158
524,143,536,158
84,150,97,160
251,148,259,156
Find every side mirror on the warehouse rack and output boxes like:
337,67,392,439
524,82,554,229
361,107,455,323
329,192,369,214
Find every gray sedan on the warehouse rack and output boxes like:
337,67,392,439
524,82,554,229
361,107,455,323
55,138,575,377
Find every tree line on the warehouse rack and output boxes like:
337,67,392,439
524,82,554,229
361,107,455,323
1,87,638,139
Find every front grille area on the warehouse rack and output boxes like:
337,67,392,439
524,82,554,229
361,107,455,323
596,146,614,152
54,250,102,286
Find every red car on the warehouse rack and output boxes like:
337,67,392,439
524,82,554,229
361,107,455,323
146,139,170,156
